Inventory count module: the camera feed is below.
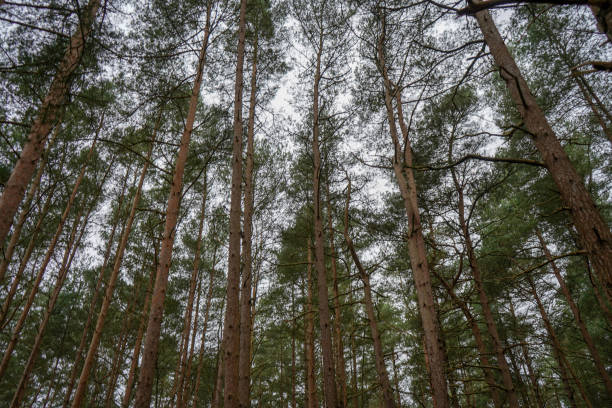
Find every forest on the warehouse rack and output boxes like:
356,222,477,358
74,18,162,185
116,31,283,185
0,0,611,407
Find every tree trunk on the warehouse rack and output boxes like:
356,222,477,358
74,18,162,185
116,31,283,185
474,9,612,298
222,0,248,406
291,285,297,408
376,14,449,407
0,137,97,380
304,240,320,408
72,133,155,408
0,0,101,246
238,31,258,408
450,167,519,407
312,25,340,408
526,275,586,408
535,228,612,396
133,5,212,405
0,120,60,286
343,177,396,408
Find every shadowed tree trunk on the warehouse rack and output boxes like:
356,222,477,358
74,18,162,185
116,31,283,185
305,240,319,408
133,4,212,405
0,0,101,247
474,9,612,298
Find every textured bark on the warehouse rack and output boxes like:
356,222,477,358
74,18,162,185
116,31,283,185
0,121,60,286
71,133,155,408
474,9,612,298
291,286,297,408
238,32,258,408
10,158,110,407
305,240,319,408
190,246,217,407
63,164,132,408
326,182,348,408
0,137,97,380
527,275,587,408
312,26,340,408
536,228,612,396
0,0,101,246
122,254,156,408
133,8,211,405
343,178,396,408
451,168,519,407
376,15,449,407
222,0,247,406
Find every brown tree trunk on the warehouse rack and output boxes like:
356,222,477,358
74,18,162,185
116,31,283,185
11,157,110,407
376,14,449,407
0,0,101,246
450,167,519,407
535,228,612,396
526,275,586,408
222,0,247,406
0,121,60,286
305,240,319,408
238,31,258,408
71,133,155,408
291,285,297,408
474,9,612,298
174,169,208,408
133,5,212,405
0,137,97,380
327,182,348,408
63,164,130,407
312,25,340,408
343,177,396,408
122,251,157,408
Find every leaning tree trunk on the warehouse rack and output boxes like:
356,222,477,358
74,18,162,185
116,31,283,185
343,178,396,408
474,9,612,298
133,7,212,406
376,15,449,407
535,228,612,396
0,137,97,381
0,0,101,247
71,133,155,408
238,31,258,408
222,0,248,406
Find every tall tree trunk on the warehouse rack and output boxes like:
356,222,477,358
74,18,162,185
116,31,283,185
535,228,612,396
122,251,157,408
174,169,208,408
71,134,154,408
133,6,212,405
10,157,110,407
450,167,519,407
0,121,60,286
312,25,340,408
343,177,396,408
474,9,612,298
0,137,97,380
222,0,248,406
526,275,587,408
238,32,258,408
327,182,348,408
291,285,297,408
376,13,449,407
63,161,133,408
305,240,319,408
0,0,101,246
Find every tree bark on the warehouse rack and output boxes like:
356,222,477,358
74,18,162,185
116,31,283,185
133,5,211,405
376,13,449,407
474,9,612,298
535,228,612,396
71,132,155,408
343,178,396,408
305,240,319,408
0,0,101,246
222,0,248,406
0,137,97,381
238,31,258,408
